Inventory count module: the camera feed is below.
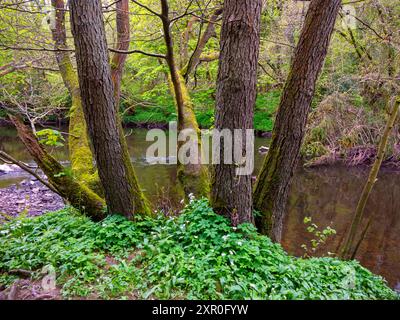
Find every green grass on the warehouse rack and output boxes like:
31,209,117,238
0,199,397,300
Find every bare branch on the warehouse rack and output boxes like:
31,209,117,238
109,47,166,59
131,0,161,17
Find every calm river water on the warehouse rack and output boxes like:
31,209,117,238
0,126,399,290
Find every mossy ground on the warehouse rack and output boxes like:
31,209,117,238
0,199,397,300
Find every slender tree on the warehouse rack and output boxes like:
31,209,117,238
129,0,222,198
211,0,262,225
69,0,150,218
253,0,342,241
159,0,209,197
182,7,223,81
111,0,130,105
342,94,400,259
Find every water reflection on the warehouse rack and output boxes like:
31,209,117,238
283,166,400,288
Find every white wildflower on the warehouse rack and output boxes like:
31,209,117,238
188,193,195,202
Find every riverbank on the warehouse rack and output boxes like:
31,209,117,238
0,199,397,300
1,158,400,221
0,177,64,220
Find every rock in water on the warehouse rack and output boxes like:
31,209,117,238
0,164,16,175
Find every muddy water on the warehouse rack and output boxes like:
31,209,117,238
0,126,399,290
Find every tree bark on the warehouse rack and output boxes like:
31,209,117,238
69,0,150,218
50,0,99,191
253,0,341,241
211,0,262,225
9,115,105,220
111,0,130,106
341,95,400,259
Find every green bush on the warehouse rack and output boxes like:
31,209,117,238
1,200,396,300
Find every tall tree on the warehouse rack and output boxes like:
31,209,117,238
211,0,262,225
69,0,150,218
159,0,209,197
50,0,100,191
253,0,342,241
129,0,222,198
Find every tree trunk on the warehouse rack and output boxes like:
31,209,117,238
182,8,222,80
160,0,209,197
9,115,105,220
69,0,150,218
341,95,400,259
50,0,99,191
111,0,130,106
253,0,341,241
211,0,262,225
180,16,198,69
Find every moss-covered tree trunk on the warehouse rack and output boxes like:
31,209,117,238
253,0,342,242
10,115,105,219
211,0,262,225
160,0,209,198
69,0,150,218
50,0,99,191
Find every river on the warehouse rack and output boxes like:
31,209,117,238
0,126,399,290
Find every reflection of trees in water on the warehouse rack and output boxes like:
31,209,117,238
283,166,400,287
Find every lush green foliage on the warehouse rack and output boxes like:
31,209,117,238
36,129,65,147
0,200,397,300
122,88,280,132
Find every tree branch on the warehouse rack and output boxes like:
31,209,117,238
131,0,161,17
109,48,166,59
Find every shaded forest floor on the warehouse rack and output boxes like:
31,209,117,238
0,199,398,300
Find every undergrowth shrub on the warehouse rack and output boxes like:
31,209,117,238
0,200,397,300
